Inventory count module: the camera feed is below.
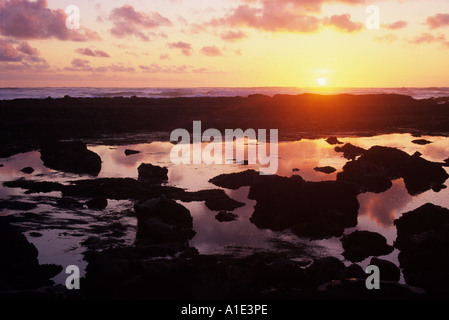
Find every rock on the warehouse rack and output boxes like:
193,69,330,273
335,143,366,160
411,139,432,145
209,169,259,190
137,163,168,184
40,140,102,176
215,211,238,222
29,232,43,238
0,200,37,211
134,197,195,243
20,167,34,174
370,257,400,282
314,166,336,174
56,197,83,209
337,146,448,195
0,219,62,290
85,197,108,210
341,230,394,263
248,174,359,239
326,137,343,145
0,164,3,167
124,149,140,156
394,203,449,295
292,168,300,172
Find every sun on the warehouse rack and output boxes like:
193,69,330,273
317,78,327,86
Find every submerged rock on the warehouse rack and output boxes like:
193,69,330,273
40,140,102,176
394,203,449,295
134,197,195,243
85,197,108,210
209,169,259,190
137,163,168,184
248,174,359,239
335,143,366,160
124,149,140,156
20,167,34,174
341,230,393,263
337,145,448,195
0,200,37,211
314,166,337,174
215,211,238,222
326,137,344,145
411,139,432,145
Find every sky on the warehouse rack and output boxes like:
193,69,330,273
0,0,448,87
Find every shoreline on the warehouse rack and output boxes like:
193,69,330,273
1,93,449,158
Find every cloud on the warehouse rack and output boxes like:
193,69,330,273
383,20,408,30
109,5,172,41
168,41,193,56
0,0,100,41
200,46,223,57
139,63,225,74
0,38,47,66
408,32,449,49
76,48,110,58
373,33,398,43
220,30,247,41
160,54,171,60
425,13,449,29
0,39,21,62
324,14,363,33
71,58,91,69
67,59,136,72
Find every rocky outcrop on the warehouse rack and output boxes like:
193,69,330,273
394,203,449,296
335,143,366,160
137,163,168,184
314,166,337,174
341,230,394,262
40,140,102,176
326,137,343,145
209,169,259,190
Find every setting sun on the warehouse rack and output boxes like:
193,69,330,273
317,78,327,86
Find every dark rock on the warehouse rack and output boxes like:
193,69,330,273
40,140,102,176
341,230,394,262
445,157,449,164
124,149,140,156
335,143,366,160
370,257,400,282
0,200,37,211
56,197,83,209
85,197,108,210
29,232,43,238
326,137,343,145
411,139,432,145
134,197,195,243
20,167,34,174
248,175,359,239
0,164,3,167
292,168,300,172
215,211,238,222
394,203,449,295
137,163,168,184
314,166,337,174
209,169,259,190
3,178,64,194
0,219,62,290
337,146,449,195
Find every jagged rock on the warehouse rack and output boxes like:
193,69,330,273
20,167,34,174
341,230,394,263
335,143,366,160
40,140,102,176
215,211,238,222
137,163,168,184
326,137,343,145
314,166,337,174
394,203,449,295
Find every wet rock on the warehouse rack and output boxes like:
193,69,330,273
137,163,168,184
56,197,83,209
29,232,43,238
3,178,64,194
370,257,400,282
0,219,62,290
341,230,393,263
335,143,366,160
85,197,108,210
40,140,102,176
248,175,359,239
20,167,34,174
411,139,432,145
0,164,3,167
337,146,448,195
209,169,259,190
326,137,343,145
193,189,245,211
394,203,449,295
134,197,195,243
292,168,300,172
215,211,238,222
0,200,37,211
124,149,140,156
314,166,336,174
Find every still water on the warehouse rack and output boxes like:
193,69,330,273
1,133,448,284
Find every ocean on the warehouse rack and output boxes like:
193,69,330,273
1,87,449,100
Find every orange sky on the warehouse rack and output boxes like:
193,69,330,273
0,0,448,87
